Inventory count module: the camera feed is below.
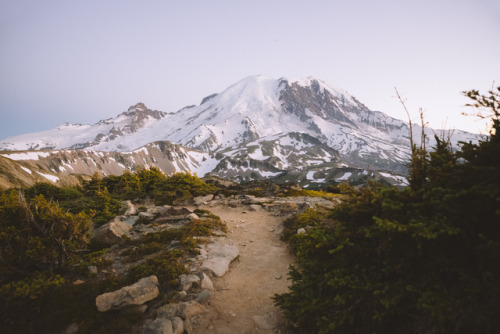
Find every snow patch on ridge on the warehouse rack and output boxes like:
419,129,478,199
2,151,50,160
36,171,59,182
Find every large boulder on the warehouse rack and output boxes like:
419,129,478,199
91,217,132,246
96,275,160,312
200,244,239,277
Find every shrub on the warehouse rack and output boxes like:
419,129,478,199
127,250,186,291
274,86,500,333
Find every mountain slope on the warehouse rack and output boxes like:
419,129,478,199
0,75,483,184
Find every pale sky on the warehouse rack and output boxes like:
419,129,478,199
1,0,499,140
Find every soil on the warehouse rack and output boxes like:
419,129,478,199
194,205,295,334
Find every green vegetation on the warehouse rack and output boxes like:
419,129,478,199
0,170,220,333
274,86,500,333
281,187,341,200
101,167,218,205
0,190,92,278
127,250,186,290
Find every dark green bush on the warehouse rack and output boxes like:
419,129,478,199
274,86,500,333
127,250,186,291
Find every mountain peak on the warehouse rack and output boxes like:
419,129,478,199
0,75,481,176
128,102,147,112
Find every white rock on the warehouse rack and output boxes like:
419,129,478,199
193,194,214,206
186,213,200,221
253,312,278,330
139,211,155,219
172,317,184,334
200,244,239,277
200,272,214,291
123,200,136,216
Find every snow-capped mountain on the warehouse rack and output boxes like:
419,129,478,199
0,75,483,186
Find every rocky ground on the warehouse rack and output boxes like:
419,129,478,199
192,204,294,334
85,194,338,334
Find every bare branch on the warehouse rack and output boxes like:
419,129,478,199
395,87,414,150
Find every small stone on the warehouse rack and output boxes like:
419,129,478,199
138,211,155,219
88,265,98,275
200,272,214,291
172,317,184,334
195,289,211,304
275,275,282,280
179,274,200,291
143,318,173,334
73,279,85,285
253,313,278,330
64,322,78,334
186,213,200,221
297,228,306,235
229,311,237,317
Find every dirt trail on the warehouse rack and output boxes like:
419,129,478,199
195,205,294,334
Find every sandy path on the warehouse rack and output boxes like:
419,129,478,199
194,205,294,334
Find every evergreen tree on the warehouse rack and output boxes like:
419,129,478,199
0,190,92,279
275,85,500,333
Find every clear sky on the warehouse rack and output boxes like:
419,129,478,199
1,0,499,140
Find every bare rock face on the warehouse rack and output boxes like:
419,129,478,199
91,217,132,246
95,275,159,312
200,244,239,277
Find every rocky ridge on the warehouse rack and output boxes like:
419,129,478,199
0,76,483,189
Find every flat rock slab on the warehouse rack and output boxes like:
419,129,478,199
200,244,239,277
96,275,159,312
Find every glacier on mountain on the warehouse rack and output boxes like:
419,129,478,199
0,75,484,185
